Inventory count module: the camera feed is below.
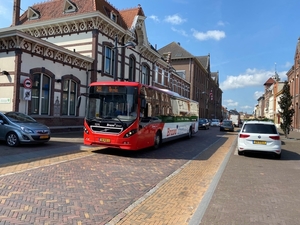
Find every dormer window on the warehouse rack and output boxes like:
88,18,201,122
110,12,117,22
63,0,77,13
27,7,40,20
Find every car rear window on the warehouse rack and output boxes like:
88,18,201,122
241,124,277,134
223,121,232,126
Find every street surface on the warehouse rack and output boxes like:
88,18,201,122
0,128,300,224
0,128,229,224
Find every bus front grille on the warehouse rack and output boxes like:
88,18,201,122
90,125,123,134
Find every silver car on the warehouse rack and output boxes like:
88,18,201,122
0,111,51,147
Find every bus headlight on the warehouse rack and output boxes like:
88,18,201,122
123,129,137,138
84,126,89,134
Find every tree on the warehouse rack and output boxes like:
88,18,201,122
278,81,294,137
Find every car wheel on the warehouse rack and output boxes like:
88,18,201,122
274,153,281,159
6,132,20,147
153,131,162,149
238,150,243,155
187,127,193,139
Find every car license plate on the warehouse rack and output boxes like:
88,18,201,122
253,140,266,145
40,135,49,139
225,128,229,130
100,138,110,143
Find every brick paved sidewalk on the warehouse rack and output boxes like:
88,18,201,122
200,129,300,225
278,128,300,140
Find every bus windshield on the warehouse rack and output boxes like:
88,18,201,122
86,85,139,121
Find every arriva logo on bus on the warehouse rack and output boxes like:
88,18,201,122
167,128,177,136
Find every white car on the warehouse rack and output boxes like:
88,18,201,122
210,119,220,127
237,120,281,159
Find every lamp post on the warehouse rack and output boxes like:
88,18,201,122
113,36,136,81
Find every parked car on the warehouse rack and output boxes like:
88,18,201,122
237,120,281,159
0,111,51,147
220,120,234,132
198,118,210,130
210,119,220,127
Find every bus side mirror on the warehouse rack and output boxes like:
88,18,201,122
76,96,82,109
141,98,146,109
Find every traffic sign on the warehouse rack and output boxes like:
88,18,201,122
23,78,32,89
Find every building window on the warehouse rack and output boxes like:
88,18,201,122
104,46,115,75
129,56,136,81
110,12,117,22
31,73,50,115
141,64,150,85
176,70,186,79
161,69,165,85
62,80,77,116
154,65,158,83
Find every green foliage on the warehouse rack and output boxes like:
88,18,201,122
278,81,294,137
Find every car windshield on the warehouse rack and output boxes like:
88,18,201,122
242,124,277,134
212,119,219,122
5,112,36,123
199,119,206,123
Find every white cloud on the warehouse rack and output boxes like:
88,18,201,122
191,29,225,41
254,91,264,99
217,20,225,26
284,61,292,68
171,27,188,37
223,99,238,107
164,14,186,25
149,15,159,22
220,68,287,91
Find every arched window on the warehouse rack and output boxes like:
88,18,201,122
31,73,51,115
62,80,77,115
129,56,136,81
141,64,150,85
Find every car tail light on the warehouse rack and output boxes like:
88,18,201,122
239,134,250,138
269,135,280,140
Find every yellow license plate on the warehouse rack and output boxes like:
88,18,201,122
40,135,49,139
253,140,266,145
225,128,229,130
100,138,110,143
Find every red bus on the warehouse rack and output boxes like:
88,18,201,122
78,81,199,150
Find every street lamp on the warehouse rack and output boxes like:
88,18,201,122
114,36,136,81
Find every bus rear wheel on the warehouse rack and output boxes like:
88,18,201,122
153,131,162,149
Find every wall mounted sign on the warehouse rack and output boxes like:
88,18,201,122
0,98,11,104
23,78,33,89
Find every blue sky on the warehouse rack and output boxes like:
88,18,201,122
1,0,299,114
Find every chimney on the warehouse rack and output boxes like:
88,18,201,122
12,0,21,26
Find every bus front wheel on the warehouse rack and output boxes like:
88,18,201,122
187,127,193,139
153,131,162,149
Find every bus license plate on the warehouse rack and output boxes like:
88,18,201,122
253,140,266,145
40,135,49,139
100,138,110,143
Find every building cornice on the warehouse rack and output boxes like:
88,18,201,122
0,30,93,69
2,12,136,44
